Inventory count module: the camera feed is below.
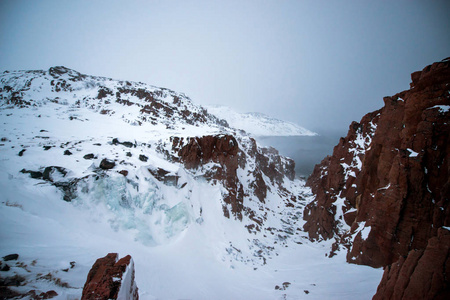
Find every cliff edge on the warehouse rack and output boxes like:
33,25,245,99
303,58,450,297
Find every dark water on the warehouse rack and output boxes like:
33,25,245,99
255,133,343,178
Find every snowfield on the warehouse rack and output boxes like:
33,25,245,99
0,67,382,299
206,105,317,137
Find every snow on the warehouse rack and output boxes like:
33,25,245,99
377,183,391,191
340,123,375,183
407,148,419,158
117,258,137,300
0,67,382,299
427,105,450,113
206,105,317,137
0,167,382,299
359,224,371,241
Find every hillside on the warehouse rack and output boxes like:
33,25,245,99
0,66,381,299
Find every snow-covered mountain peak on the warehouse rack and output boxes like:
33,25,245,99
206,105,317,137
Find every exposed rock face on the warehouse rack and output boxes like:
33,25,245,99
81,253,138,300
167,134,298,223
373,228,450,300
304,59,450,265
178,134,244,218
303,58,450,296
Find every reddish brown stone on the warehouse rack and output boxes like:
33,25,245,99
99,158,116,170
373,228,450,300
118,170,129,177
175,134,296,220
81,253,138,300
304,58,450,268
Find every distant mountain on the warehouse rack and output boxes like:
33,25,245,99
206,105,316,137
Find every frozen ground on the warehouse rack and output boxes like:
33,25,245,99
0,106,382,300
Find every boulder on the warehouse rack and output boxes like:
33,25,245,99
83,153,95,160
99,159,115,170
138,154,148,162
2,253,19,261
20,169,43,179
81,253,138,300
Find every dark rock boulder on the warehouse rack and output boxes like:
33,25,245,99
118,170,129,177
112,138,135,148
2,254,19,261
21,167,77,201
81,253,138,300
83,153,95,160
20,169,43,179
100,159,116,170
138,154,148,162
0,263,10,271
42,166,69,182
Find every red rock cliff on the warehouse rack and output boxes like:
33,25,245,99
166,134,297,225
303,58,450,295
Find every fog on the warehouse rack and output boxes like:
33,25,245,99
1,0,449,135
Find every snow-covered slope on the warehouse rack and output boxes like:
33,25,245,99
0,67,381,299
206,105,317,137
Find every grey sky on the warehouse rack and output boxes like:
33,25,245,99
1,0,449,134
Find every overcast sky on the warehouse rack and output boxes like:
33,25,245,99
1,0,449,134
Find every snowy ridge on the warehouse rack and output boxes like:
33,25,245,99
0,66,228,131
206,105,317,137
0,67,382,299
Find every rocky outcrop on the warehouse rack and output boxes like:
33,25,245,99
373,228,450,300
303,58,450,296
81,253,138,300
177,134,244,218
167,134,298,223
